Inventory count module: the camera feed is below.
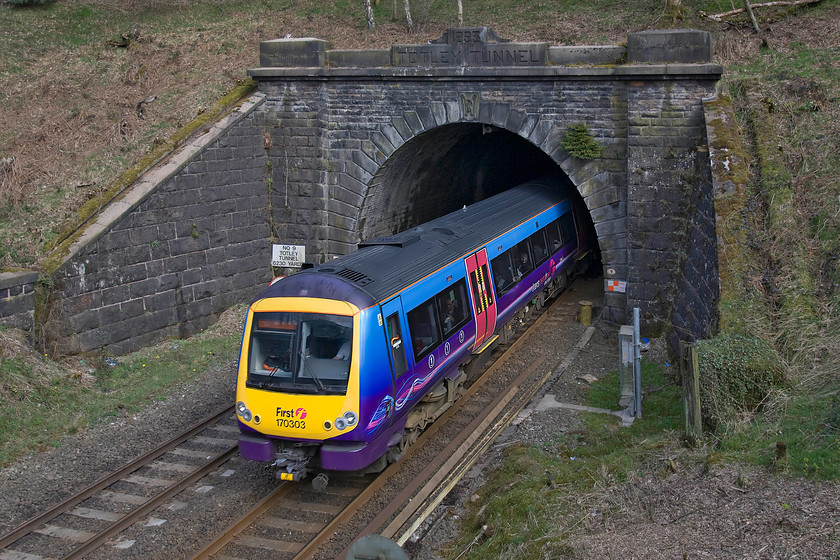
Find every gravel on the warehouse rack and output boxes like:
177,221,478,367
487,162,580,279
2,277,839,559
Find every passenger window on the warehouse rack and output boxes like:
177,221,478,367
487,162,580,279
437,279,470,337
407,298,440,361
512,240,533,279
546,220,563,251
529,229,550,266
491,252,515,296
560,213,576,245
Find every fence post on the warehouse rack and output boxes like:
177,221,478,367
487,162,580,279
680,341,702,442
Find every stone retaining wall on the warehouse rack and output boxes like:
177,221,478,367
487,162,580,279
0,271,38,338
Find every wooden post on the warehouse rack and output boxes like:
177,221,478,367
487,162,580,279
680,341,702,442
578,300,593,326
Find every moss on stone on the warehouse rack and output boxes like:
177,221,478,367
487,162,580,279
704,93,757,335
40,79,257,277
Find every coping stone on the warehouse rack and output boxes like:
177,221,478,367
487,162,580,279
627,29,712,64
260,38,331,67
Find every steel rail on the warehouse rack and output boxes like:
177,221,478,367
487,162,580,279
62,444,239,560
0,406,234,551
327,295,573,559
188,482,295,559
187,289,581,560
298,300,558,559
392,324,597,546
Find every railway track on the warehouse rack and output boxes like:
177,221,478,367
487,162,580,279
0,407,238,560
1,281,598,560
189,283,597,560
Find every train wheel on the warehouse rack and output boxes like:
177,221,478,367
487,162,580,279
399,426,421,454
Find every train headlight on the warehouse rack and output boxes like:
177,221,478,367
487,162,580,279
236,401,252,422
334,411,357,431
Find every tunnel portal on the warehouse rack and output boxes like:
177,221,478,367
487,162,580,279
40,28,723,356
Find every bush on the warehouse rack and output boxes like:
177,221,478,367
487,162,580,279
696,334,785,430
560,122,602,160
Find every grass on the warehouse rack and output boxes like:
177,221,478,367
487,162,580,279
719,390,840,479
1,0,839,553
0,306,245,466
447,362,684,559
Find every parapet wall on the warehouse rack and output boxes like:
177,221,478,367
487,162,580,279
39,95,273,355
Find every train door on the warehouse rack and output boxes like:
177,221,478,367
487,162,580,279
465,248,497,350
380,297,410,389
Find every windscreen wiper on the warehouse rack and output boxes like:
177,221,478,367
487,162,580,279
260,365,280,388
299,350,326,393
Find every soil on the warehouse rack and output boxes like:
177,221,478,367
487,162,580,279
2,278,838,558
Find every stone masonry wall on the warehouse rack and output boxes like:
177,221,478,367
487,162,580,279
625,79,720,339
45,96,273,355
256,77,631,321
17,29,722,356
0,271,38,337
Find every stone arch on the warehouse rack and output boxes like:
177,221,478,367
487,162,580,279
338,100,622,287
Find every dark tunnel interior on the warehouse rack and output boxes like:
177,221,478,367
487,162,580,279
358,123,573,241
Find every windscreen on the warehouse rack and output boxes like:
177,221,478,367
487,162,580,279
246,311,353,394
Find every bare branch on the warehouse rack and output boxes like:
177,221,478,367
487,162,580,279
700,0,821,21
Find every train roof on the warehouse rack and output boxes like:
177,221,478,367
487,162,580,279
258,175,573,308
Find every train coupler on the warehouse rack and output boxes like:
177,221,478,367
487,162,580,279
272,446,314,481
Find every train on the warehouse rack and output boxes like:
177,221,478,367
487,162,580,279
235,174,598,488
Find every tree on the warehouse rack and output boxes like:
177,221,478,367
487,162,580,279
364,0,375,30
403,0,414,28
743,0,762,33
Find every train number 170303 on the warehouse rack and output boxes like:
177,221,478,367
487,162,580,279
276,418,306,429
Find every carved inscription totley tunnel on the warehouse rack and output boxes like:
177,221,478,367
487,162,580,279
392,27,546,67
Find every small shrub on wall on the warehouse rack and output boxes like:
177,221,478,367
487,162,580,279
560,122,602,160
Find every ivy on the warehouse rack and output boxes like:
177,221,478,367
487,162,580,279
696,334,785,430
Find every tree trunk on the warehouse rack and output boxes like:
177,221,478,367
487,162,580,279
743,0,762,32
456,0,463,26
364,0,375,30
403,0,414,28
664,0,684,23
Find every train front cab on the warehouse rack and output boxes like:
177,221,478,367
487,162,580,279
236,297,372,480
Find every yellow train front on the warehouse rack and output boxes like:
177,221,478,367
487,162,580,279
235,175,597,486
235,276,398,483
